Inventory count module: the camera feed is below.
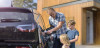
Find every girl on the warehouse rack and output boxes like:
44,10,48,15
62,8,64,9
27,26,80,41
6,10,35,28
60,34,70,48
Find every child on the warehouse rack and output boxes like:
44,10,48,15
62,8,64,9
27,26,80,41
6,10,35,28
60,34,70,48
67,20,79,48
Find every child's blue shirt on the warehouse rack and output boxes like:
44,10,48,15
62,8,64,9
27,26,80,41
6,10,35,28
66,29,79,48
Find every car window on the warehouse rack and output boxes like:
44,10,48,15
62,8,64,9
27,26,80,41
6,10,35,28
0,12,28,20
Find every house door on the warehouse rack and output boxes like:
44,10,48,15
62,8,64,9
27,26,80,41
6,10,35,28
86,10,94,44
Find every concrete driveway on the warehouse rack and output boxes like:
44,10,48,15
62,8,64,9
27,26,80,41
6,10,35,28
76,45,100,48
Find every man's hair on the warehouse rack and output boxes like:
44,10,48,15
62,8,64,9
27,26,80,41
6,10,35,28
47,7,55,11
68,20,76,25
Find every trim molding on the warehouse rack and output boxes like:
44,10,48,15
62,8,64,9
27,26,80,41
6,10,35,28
43,0,93,10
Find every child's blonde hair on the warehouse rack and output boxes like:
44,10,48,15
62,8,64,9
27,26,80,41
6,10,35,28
60,34,70,46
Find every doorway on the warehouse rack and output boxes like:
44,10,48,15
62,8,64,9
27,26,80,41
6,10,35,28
86,8,100,44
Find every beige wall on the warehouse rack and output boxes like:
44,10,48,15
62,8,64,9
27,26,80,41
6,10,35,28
37,0,43,14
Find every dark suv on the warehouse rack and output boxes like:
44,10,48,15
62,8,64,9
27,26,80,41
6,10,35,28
0,7,39,48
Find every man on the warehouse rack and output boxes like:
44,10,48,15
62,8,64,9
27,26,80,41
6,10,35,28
45,7,67,48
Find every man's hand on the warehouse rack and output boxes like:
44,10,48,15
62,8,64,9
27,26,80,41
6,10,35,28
46,30,53,34
42,32,45,36
46,21,64,34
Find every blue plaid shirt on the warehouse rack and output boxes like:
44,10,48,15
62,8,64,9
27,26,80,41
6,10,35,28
49,12,67,38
